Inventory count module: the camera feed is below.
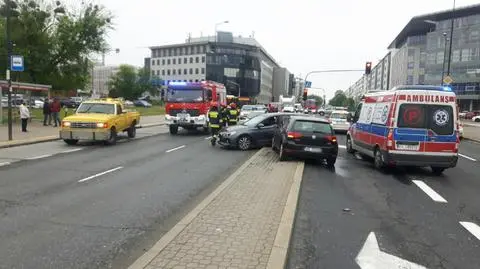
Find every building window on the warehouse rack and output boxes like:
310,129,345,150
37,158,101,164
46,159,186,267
418,75,425,84
162,70,165,76
407,75,413,84
199,46,204,53
167,59,171,65
159,50,163,57
187,47,191,55
193,46,197,54
195,79,199,82
189,68,193,74
195,68,199,74
461,49,471,62
175,48,180,56
407,62,415,69
167,69,171,75
178,69,182,75
408,48,415,56
156,70,160,76
190,57,193,63
152,70,155,76
158,59,161,65
178,58,182,64
184,69,187,75
181,47,185,55
173,69,176,75
173,58,176,65
196,56,199,63
201,68,205,74
452,50,461,62
202,56,205,63
436,52,444,64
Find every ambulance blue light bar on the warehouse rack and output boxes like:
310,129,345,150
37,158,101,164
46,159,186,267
442,86,452,92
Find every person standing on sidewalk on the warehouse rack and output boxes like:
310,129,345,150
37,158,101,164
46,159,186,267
42,99,51,126
50,98,62,127
19,101,30,132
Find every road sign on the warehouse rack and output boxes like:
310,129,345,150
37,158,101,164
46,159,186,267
443,75,453,85
305,81,312,88
11,55,24,72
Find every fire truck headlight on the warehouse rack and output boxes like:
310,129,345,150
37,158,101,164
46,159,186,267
165,115,172,120
198,115,205,120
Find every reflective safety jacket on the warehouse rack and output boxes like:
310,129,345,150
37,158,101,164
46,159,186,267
208,111,221,128
228,109,238,123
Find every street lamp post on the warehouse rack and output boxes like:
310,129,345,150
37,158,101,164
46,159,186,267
446,0,456,76
214,21,229,42
5,0,13,140
441,32,449,85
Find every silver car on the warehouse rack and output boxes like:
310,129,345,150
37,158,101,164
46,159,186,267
329,110,351,133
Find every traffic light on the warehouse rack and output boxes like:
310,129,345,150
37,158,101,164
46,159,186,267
365,61,372,75
303,88,308,101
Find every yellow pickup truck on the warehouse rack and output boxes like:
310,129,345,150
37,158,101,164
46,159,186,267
59,98,140,145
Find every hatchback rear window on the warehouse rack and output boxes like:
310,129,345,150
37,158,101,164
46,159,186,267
291,120,333,134
397,104,454,135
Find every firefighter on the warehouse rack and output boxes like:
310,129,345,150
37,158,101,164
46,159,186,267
208,104,222,146
220,104,229,127
228,103,239,125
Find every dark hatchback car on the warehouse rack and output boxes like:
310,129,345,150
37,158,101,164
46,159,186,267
217,112,296,150
272,116,338,166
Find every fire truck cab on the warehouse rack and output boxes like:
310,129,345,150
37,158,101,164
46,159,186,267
165,81,227,134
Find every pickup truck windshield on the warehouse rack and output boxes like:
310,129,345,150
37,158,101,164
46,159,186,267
167,88,203,103
77,103,115,114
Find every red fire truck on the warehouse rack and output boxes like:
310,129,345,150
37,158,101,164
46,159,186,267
165,81,227,134
305,99,317,112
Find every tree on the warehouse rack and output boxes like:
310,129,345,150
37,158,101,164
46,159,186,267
306,94,323,106
0,0,113,91
328,90,357,111
109,65,159,100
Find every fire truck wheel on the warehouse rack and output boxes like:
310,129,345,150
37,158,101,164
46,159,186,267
169,125,178,135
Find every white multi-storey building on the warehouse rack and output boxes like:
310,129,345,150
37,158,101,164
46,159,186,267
91,65,120,97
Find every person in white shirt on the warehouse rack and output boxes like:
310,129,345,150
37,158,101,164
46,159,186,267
19,102,30,132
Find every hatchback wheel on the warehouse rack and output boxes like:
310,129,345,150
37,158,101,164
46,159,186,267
237,135,252,151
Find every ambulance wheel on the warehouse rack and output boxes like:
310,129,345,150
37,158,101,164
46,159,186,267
373,148,385,170
169,125,178,135
346,135,355,154
431,166,445,175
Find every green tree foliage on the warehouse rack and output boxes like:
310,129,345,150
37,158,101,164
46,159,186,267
306,94,323,106
328,90,356,111
108,65,158,100
0,0,112,91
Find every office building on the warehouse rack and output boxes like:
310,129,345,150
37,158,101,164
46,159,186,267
90,65,120,97
148,32,283,104
346,4,480,110
272,67,291,101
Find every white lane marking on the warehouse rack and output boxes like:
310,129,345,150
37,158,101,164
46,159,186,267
78,166,123,183
205,136,212,140
459,153,477,162
61,148,84,154
0,162,11,167
166,145,186,153
460,222,480,241
338,145,347,149
412,180,447,203
26,154,53,160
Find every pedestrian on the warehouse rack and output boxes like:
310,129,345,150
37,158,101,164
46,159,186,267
43,98,51,126
50,98,61,127
19,101,30,132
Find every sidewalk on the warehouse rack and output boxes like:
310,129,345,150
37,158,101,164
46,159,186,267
129,148,304,269
0,115,165,148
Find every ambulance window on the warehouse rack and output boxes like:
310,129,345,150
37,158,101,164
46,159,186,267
353,103,362,122
427,105,454,135
398,104,426,129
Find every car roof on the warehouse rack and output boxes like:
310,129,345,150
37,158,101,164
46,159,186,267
290,115,331,123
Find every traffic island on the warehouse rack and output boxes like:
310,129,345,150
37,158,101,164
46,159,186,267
129,148,304,269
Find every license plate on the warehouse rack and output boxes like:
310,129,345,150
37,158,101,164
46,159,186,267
396,144,419,151
305,147,322,153
177,113,188,118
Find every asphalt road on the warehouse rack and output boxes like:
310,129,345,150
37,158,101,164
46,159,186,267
288,135,480,269
0,127,253,269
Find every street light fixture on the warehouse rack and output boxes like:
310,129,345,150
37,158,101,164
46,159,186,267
446,0,456,77
441,32,449,85
214,20,229,42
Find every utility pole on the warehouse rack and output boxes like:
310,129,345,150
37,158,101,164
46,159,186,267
446,0,456,76
5,0,13,140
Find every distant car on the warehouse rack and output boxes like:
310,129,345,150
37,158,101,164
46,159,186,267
458,121,464,139
329,110,351,133
272,115,338,166
239,105,265,120
217,112,296,150
283,106,295,112
124,100,134,107
134,100,152,107
472,115,480,122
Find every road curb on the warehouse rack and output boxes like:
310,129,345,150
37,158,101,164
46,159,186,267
127,148,267,269
266,161,305,269
463,137,480,144
0,123,165,149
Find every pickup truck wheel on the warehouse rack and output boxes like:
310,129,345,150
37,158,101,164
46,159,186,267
127,124,136,138
64,139,78,145
169,125,178,135
105,128,117,145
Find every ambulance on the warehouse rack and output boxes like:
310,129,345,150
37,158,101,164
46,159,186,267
346,85,459,175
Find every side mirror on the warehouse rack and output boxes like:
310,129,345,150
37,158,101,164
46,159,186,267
257,123,265,128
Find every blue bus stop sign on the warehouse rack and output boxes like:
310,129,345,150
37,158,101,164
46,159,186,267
11,55,24,72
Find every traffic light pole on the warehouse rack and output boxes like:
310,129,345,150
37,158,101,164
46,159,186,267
5,0,13,141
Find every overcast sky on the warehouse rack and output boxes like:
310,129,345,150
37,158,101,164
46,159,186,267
95,0,478,100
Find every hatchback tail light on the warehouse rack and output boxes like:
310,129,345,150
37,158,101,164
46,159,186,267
287,132,303,139
326,135,337,143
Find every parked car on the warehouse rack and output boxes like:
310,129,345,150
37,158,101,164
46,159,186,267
329,110,352,133
239,105,266,120
134,100,152,107
272,116,338,166
472,115,480,122
217,112,296,150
